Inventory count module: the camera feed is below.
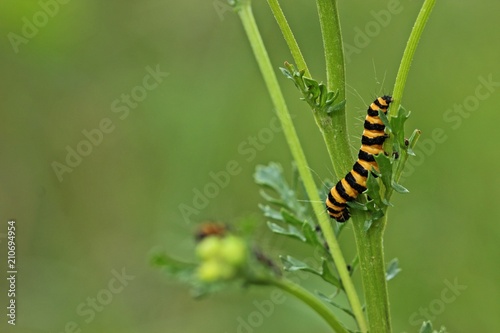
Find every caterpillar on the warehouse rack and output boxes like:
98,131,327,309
325,95,393,222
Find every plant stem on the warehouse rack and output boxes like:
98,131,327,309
262,278,350,333
315,1,371,332
351,211,392,333
266,0,310,77
236,3,366,332
315,0,352,178
391,0,437,115
351,2,436,332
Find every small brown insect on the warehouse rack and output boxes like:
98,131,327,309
195,222,227,242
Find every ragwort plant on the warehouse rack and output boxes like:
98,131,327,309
153,0,444,332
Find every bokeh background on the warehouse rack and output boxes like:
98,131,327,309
0,0,499,332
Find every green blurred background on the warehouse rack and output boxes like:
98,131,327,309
0,0,498,332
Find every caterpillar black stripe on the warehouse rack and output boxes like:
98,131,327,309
326,96,393,222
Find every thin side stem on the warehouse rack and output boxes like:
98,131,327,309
268,0,352,181
259,278,350,333
352,2,436,332
236,3,366,332
391,0,437,115
267,0,310,77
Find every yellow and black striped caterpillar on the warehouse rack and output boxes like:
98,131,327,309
326,96,393,222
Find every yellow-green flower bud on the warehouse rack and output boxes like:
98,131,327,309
197,259,236,282
196,236,222,260
219,236,247,266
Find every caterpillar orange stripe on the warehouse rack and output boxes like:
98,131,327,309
326,96,393,222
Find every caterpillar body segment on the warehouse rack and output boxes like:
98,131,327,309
326,96,393,222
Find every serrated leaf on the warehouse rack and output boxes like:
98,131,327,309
365,172,383,207
392,141,400,158
317,292,355,318
374,153,393,191
319,258,342,288
346,200,368,211
363,199,385,231
150,252,196,281
280,209,320,247
301,226,323,247
258,189,284,207
325,89,339,105
326,99,346,114
419,321,433,333
371,208,385,220
363,210,385,232
390,106,411,149
267,221,306,242
378,109,392,132
279,67,293,80
280,256,341,288
303,77,318,91
364,218,374,232
391,181,409,194
281,255,318,273
407,129,422,156
259,204,283,220
280,209,306,228
254,163,287,192
255,163,296,207
386,258,402,281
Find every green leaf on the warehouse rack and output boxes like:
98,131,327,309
363,199,385,231
365,172,383,208
407,128,422,156
255,163,300,212
346,200,368,211
390,105,411,149
150,252,196,282
279,67,293,79
259,204,283,221
419,321,433,333
280,255,341,288
317,291,355,318
326,99,346,114
319,258,342,288
391,181,409,194
258,189,285,207
267,221,306,242
325,90,339,105
280,208,306,228
374,153,393,191
280,209,321,246
378,108,392,132
254,163,289,194
386,258,402,281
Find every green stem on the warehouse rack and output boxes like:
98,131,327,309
351,2,436,332
315,0,352,178
391,0,437,115
268,0,352,181
315,1,370,332
351,211,392,333
266,0,310,77
236,3,366,332
263,278,350,333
